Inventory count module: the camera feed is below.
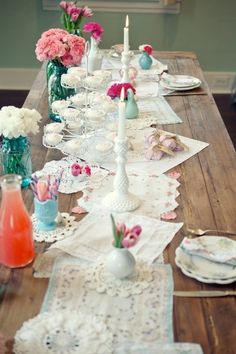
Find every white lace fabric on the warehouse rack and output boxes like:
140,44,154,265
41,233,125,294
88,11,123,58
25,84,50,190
32,212,78,243
49,210,183,265
34,157,108,194
41,256,174,346
78,173,180,219
14,310,113,354
86,260,154,298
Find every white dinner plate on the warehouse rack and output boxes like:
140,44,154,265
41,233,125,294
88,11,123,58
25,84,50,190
160,80,201,91
161,73,201,87
175,247,236,284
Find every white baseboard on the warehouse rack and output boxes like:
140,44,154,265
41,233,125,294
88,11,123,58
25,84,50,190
0,68,235,93
0,68,39,90
204,71,235,94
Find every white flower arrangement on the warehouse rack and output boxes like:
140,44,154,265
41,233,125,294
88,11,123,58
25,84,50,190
0,106,42,138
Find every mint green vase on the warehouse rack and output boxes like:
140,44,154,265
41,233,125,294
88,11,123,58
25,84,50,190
125,88,139,119
139,52,153,70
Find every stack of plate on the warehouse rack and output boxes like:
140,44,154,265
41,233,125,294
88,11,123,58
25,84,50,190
175,236,236,284
160,73,201,91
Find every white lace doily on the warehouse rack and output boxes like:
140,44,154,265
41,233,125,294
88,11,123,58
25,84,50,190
34,157,108,194
41,257,174,345
32,212,78,243
85,260,153,298
78,173,179,219
14,310,113,354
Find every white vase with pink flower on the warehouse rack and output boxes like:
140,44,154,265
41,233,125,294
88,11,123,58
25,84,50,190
106,215,142,279
83,22,104,73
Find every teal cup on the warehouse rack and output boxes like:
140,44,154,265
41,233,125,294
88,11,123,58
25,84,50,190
34,198,58,231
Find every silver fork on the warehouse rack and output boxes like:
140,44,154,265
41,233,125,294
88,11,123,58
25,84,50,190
187,227,236,237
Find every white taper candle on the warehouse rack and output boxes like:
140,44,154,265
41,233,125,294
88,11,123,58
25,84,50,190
123,15,129,53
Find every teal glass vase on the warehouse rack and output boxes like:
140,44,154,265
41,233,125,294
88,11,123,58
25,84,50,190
139,52,153,70
1,136,32,188
46,60,75,122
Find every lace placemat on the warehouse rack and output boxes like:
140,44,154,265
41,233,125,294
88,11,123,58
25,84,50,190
14,310,113,354
78,173,179,219
124,96,182,129
102,128,209,175
49,210,183,265
32,212,78,243
113,341,204,354
41,256,174,346
34,157,108,194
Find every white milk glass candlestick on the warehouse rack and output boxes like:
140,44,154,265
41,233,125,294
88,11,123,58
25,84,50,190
103,88,140,212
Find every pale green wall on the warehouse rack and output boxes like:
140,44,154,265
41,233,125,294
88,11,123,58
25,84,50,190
0,0,235,71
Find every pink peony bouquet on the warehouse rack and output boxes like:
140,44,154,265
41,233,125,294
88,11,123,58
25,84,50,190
35,28,85,67
107,83,136,100
59,1,93,34
83,21,104,42
110,214,142,248
71,162,91,177
139,44,153,56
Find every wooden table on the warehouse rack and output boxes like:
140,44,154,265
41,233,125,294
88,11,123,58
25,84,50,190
1,52,236,354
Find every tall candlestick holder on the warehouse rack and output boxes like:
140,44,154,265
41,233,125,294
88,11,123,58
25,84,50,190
103,137,140,212
121,51,131,83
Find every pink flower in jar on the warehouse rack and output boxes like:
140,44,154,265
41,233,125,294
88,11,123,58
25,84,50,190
82,6,93,17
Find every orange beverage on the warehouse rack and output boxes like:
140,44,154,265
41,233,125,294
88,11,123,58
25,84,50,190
0,174,35,268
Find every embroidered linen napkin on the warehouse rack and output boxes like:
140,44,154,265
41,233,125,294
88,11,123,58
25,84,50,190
180,236,236,266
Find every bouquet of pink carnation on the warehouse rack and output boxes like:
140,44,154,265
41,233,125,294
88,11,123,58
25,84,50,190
83,21,104,42
139,44,153,56
71,162,91,177
107,83,136,100
59,1,93,34
110,214,142,248
35,28,85,67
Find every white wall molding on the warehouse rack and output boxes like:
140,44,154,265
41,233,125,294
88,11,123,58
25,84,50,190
204,71,235,94
42,0,182,14
0,68,235,93
0,68,39,90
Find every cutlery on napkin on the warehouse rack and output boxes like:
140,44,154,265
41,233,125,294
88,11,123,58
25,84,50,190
174,290,236,297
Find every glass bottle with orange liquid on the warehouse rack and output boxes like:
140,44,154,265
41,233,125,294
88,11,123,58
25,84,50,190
0,174,35,268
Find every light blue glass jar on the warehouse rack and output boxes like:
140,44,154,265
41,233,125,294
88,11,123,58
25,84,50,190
1,136,32,188
47,60,75,122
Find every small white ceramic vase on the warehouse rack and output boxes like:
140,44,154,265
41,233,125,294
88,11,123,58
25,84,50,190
88,37,103,74
106,247,136,279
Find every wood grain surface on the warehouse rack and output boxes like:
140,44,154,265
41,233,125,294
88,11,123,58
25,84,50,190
0,52,236,354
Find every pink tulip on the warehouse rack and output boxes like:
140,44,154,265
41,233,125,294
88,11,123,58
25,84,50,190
116,223,126,236
122,232,138,248
59,1,67,10
130,224,142,236
82,6,93,17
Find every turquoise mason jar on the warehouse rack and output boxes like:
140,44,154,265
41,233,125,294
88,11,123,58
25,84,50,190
139,52,153,70
46,60,75,122
1,136,32,188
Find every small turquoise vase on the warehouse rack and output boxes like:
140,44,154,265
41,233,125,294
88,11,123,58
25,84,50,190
47,60,75,122
125,88,139,119
34,198,58,231
1,136,32,188
139,52,153,70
